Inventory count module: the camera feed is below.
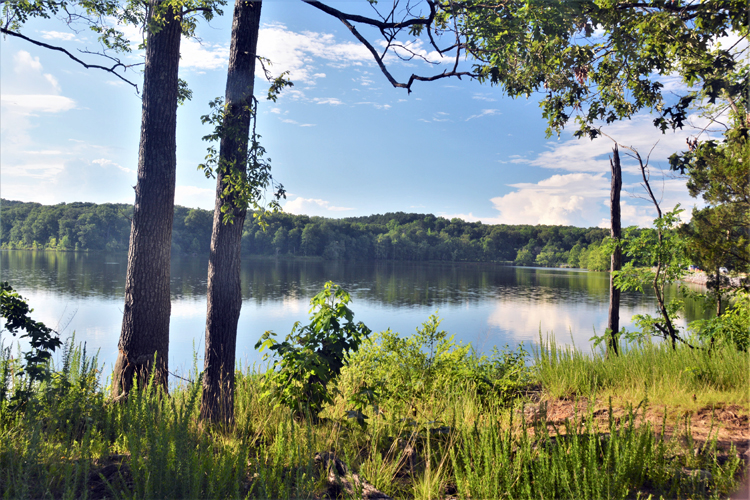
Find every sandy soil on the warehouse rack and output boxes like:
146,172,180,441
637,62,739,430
520,398,749,458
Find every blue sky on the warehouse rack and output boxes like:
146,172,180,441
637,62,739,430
1,1,712,228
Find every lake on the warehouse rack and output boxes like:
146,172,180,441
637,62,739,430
1,250,708,378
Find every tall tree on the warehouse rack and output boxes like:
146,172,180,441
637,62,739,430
672,111,750,320
200,0,266,424
3,0,222,398
111,0,183,397
111,0,223,398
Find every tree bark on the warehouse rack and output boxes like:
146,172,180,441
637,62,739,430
111,0,182,398
607,145,622,357
201,0,262,424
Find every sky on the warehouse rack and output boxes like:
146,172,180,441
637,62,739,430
0,1,716,229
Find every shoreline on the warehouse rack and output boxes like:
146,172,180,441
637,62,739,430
681,271,747,287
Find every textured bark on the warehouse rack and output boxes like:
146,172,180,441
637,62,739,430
201,0,262,424
607,145,622,357
111,0,182,398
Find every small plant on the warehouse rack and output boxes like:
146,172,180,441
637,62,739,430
614,207,690,348
255,282,371,419
0,281,61,405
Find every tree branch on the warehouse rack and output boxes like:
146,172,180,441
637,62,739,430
1,28,141,92
303,0,476,93
303,0,435,30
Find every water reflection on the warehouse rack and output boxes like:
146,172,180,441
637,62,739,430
1,251,709,374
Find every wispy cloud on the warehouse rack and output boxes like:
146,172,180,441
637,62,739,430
356,101,391,110
472,93,497,102
175,185,215,210
284,197,354,215
280,118,315,127
179,38,230,70
93,158,132,173
41,31,77,41
465,109,501,121
312,97,343,105
1,95,75,114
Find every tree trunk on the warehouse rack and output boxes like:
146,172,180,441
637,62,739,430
201,0,262,424
111,0,182,398
607,145,622,357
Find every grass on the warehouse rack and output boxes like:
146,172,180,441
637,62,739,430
0,332,747,499
534,335,750,412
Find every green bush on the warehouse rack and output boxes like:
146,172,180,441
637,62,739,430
689,290,750,351
344,314,531,415
255,281,371,419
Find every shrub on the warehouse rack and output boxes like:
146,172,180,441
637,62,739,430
344,314,531,415
255,281,371,419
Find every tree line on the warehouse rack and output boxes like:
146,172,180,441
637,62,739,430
1,199,618,269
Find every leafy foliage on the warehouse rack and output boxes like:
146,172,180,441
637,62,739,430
689,291,750,352
198,96,285,228
0,281,61,405
613,207,689,346
451,0,748,138
255,282,371,419
344,314,531,416
673,115,750,287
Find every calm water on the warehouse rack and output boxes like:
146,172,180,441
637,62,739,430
1,250,708,377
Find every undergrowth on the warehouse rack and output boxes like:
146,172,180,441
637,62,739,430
0,327,746,499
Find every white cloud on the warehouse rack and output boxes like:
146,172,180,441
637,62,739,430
1,162,66,179
257,23,373,83
93,158,132,173
472,93,497,102
488,173,610,226
1,95,76,114
283,197,354,215
356,101,391,110
279,117,315,127
1,158,137,205
465,109,501,121
14,50,43,72
40,31,77,41
522,114,709,174
180,38,230,70
312,97,343,105
376,38,444,64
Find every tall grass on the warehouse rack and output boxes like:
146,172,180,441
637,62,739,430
0,333,746,499
533,334,750,409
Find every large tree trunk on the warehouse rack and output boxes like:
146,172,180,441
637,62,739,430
111,0,182,398
200,0,262,424
607,145,622,357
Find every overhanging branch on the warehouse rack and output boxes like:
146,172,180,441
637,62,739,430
1,28,141,92
303,0,476,93
303,0,435,30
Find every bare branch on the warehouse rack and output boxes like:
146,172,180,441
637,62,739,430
1,28,141,92
303,0,435,30
304,0,475,93
598,129,662,219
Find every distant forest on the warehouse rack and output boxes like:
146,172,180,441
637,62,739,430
0,199,615,269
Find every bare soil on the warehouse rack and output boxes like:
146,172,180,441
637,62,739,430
521,398,749,457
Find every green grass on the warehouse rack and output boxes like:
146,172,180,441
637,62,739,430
0,333,747,499
533,334,750,411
